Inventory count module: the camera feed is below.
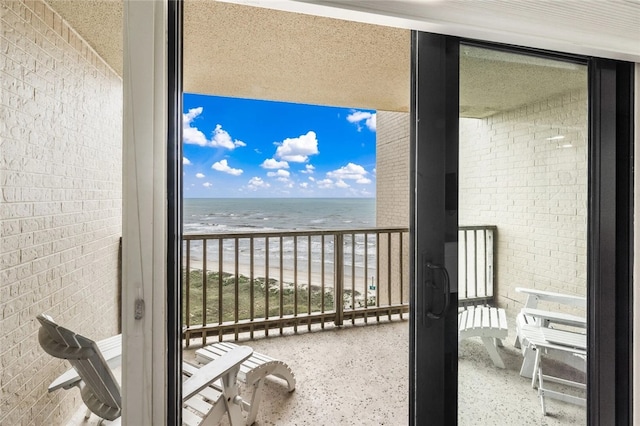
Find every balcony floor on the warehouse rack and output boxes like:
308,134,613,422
72,317,586,425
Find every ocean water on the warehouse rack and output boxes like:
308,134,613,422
183,198,376,234
182,198,378,282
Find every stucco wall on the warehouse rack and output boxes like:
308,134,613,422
459,88,588,316
0,1,122,424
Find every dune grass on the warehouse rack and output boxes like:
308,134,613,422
182,269,337,326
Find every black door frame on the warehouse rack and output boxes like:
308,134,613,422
410,31,634,425
409,32,459,424
167,0,184,424
588,59,634,425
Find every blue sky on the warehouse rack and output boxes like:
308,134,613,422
182,93,376,198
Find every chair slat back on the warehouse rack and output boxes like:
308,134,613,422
37,314,122,420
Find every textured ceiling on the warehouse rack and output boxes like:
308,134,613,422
47,0,123,73
460,46,587,118
288,0,640,61
46,1,606,114
183,1,410,111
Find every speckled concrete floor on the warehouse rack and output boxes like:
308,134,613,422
70,318,586,425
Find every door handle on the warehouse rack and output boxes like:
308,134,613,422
424,261,450,320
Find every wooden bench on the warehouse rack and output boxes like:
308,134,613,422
196,342,296,425
458,306,508,368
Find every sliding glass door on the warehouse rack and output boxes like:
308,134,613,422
458,43,588,423
410,31,633,426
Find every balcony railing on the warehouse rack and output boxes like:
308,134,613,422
182,225,497,346
182,227,409,346
458,226,497,305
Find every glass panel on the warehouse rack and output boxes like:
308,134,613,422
458,45,588,424
180,5,408,425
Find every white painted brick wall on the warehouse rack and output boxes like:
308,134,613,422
376,111,410,228
460,89,588,316
376,111,410,303
377,92,587,317
0,1,122,424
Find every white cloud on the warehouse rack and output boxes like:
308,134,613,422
212,159,243,176
248,177,270,190
267,169,290,178
184,107,203,123
301,164,315,174
211,124,246,149
183,107,208,146
300,182,309,189
367,114,376,131
336,179,350,188
183,157,192,165
261,158,289,169
183,107,245,149
274,131,319,163
308,176,315,182
326,163,371,184
202,182,213,188
195,173,205,179
317,179,334,189
347,111,376,132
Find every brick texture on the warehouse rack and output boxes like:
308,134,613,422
0,1,122,424
376,91,587,317
376,111,410,304
376,111,410,228
459,89,588,316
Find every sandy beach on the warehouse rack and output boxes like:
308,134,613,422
185,254,379,295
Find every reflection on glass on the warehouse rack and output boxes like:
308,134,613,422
458,45,588,424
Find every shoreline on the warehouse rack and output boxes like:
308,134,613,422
184,257,378,293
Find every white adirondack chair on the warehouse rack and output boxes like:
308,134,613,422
37,314,252,425
512,288,587,415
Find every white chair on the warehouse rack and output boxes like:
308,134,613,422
514,288,586,377
512,289,587,415
195,342,296,425
514,287,586,350
37,314,252,425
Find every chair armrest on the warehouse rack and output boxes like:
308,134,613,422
521,308,586,329
516,287,586,309
183,346,253,401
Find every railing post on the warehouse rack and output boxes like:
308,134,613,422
334,233,344,326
